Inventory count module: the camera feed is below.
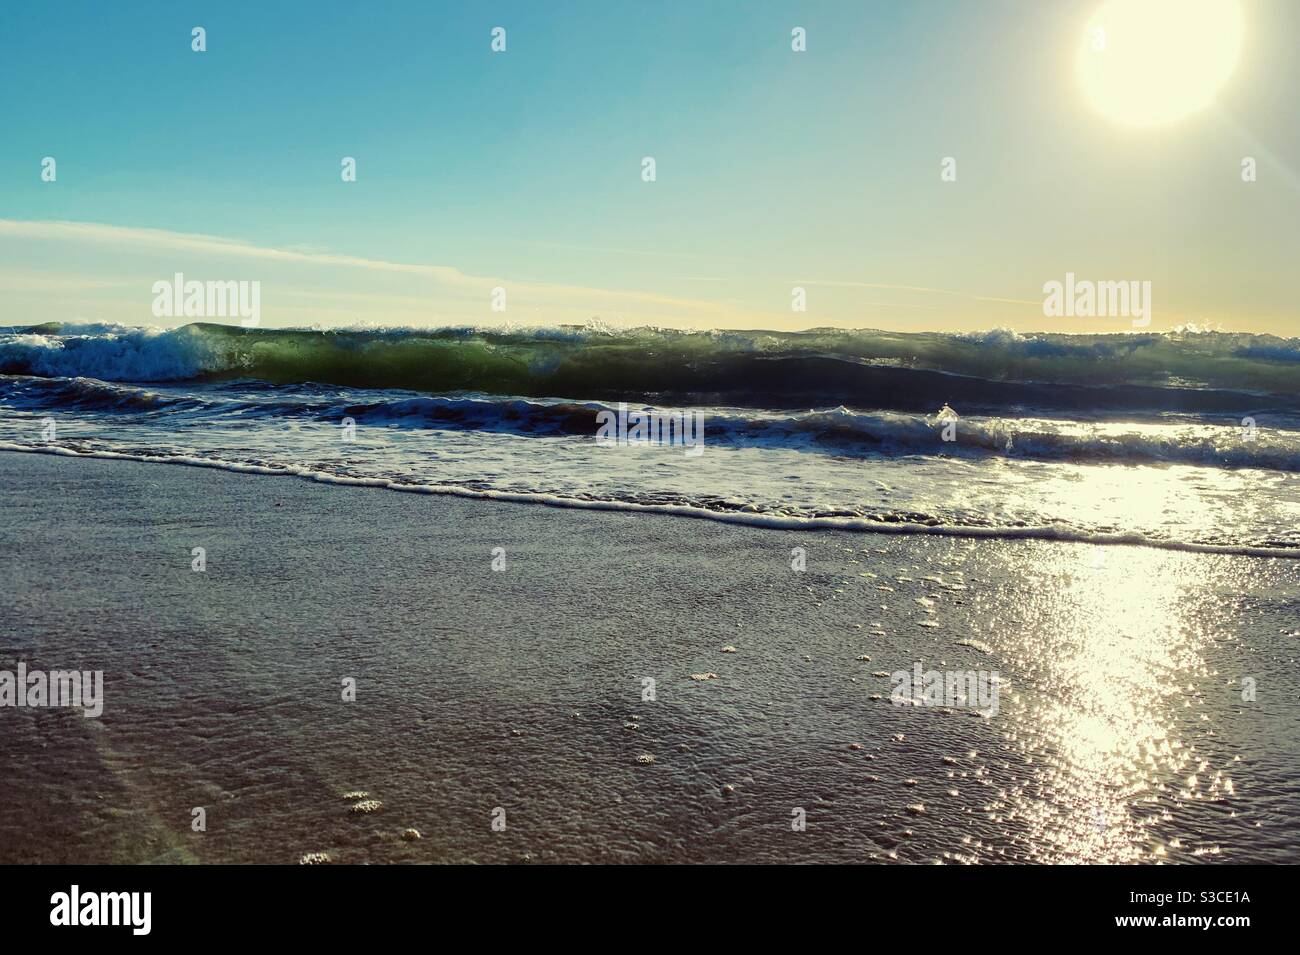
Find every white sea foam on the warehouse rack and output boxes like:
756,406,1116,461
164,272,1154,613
0,325,229,381
3,442,1296,559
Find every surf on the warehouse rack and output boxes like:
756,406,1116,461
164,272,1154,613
4,321,1300,415
3,440,1297,559
2,375,1298,471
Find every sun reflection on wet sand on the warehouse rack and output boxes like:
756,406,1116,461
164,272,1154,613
1002,545,1218,862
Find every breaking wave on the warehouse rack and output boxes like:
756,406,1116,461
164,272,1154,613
4,321,1300,416
2,375,1298,471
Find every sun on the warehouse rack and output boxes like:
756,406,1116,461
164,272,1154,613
1077,0,1244,127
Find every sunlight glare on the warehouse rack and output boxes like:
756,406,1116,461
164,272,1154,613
1077,0,1244,126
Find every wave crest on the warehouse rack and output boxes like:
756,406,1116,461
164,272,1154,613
4,322,1300,416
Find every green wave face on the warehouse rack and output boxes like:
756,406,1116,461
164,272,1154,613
12,322,1300,404
192,324,1300,395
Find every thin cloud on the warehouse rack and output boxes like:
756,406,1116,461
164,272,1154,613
791,279,1041,307
0,219,737,316
0,270,137,292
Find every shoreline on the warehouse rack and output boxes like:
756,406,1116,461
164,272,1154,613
2,443,1294,559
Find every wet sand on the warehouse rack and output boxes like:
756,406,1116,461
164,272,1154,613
1,450,1296,864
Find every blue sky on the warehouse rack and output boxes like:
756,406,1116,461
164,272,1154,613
1,0,1297,333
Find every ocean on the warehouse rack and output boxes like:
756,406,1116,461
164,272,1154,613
3,321,1299,865
2,322,1298,556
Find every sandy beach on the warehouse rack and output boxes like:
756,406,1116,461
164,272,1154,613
1,449,1296,864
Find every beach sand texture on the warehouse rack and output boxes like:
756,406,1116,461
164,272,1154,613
1,451,1296,863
